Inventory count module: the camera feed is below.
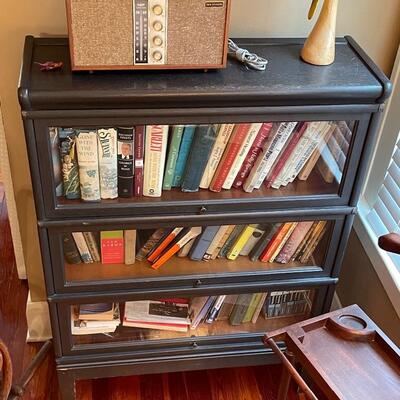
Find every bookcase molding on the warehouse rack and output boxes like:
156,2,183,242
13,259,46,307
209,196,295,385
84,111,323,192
19,36,390,400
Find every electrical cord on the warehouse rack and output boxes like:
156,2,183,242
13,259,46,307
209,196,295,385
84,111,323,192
228,39,268,71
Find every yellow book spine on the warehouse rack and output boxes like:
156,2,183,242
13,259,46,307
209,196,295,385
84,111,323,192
227,225,257,260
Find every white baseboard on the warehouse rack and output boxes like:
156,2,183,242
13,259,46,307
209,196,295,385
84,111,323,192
26,293,52,342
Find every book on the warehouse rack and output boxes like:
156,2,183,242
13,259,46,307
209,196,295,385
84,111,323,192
233,122,273,188
134,126,145,196
189,226,221,261
210,225,236,260
147,228,183,263
172,125,196,187
97,128,118,199
229,294,254,325
227,224,258,260
76,130,101,201
269,222,298,263
124,230,137,265
203,225,232,261
189,297,210,325
100,231,124,264
265,122,308,188
251,293,268,323
83,232,101,262
163,125,184,190
177,238,195,257
218,225,243,258
199,124,235,189
317,145,342,183
151,227,202,270
62,233,82,264
222,123,262,189
59,128,80,199
259,223,295,263
295,222,323,262
243,122,297,192
291,221,319,261
181,125,218,192
216,294,239,321
49,127,63,197
299,221,328,263
79,303,115,321
206,295,226,323
275,221,314,264
190,296,216,329
136,229,167,261
239,225,265,256
71,232,93,263
72,305,120,335
242,293,263,323
117,127,134,197
248,223,280,262
209,124,252,192
143,125,169,197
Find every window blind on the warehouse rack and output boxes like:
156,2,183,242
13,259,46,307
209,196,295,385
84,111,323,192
367,132,400,267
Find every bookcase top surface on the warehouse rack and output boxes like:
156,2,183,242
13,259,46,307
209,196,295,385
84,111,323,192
19,37,390,111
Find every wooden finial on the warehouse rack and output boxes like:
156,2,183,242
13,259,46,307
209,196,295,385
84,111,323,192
301,0,339,66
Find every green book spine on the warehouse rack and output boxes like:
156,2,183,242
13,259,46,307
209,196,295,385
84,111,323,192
229,294,253,326
242,293,263,323
218,225,243,258
163,126,184,190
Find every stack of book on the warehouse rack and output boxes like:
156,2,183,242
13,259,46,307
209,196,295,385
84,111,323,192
264,290,312,318
71,303,120,335
51,121,352,201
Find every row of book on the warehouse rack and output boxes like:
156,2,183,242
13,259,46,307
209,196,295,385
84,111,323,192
72,290,312,335
51,120,352,201
64,221,328,268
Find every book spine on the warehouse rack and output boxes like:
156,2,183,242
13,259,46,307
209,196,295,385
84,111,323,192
136,228,167,261
297,146,323,181
251,293,268,323
232,122,273,188
249,223,279,262
83,232,101,262
49,127,63,197
242,293,262,323
181,125,218,192
199,124,235,189
216,294,238,321
124,230,137,265
172,125,196,187
209,124,252,192
268,222,298,262
71,232,93,263
76,130,101,201
189,226,220,261
239,226,265,256
210,225,235,260
222,123,262,189
259,223,292,263
226,224,257,260
62,233,82,264
117,127,134,197
101,231,124,264
206,295,226,323
265,122,307,188
300,221,327,263
203,225,232,261
177,238,195,257
143,125,169,197
291,221,318,261
218,225,243,258
190,296,216,329
98,128,118,199
229,294,253,326
147,228,183,263
134,126,145,196
163,126,184,190
59,128,80,199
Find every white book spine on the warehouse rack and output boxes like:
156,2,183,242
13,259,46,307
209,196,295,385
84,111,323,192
222,123,262,189
143,125,169,197
97,128,118,199
72,232,93,263
199,124,235,189
76,130,101,201
203,225,231,260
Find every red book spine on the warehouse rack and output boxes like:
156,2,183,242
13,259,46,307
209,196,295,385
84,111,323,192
232,122,273,188
264,122,307,188
134,126,145,196
209,124,252,192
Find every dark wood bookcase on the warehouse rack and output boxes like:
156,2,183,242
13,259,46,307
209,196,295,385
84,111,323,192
19,36,391,400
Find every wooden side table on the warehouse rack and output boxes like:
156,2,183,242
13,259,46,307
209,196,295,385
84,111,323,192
264,304,400,400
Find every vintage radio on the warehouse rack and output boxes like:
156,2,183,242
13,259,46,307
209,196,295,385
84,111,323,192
66,0,231,71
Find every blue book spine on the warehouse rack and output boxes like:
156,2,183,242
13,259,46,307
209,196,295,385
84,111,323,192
172,125,196,187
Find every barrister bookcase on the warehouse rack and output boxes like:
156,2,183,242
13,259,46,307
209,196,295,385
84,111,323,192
19,36,391,399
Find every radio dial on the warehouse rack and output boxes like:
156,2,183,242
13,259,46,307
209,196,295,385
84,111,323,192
153,36,163,46
153,21,163,32
152,5,163,15
153,51,163,61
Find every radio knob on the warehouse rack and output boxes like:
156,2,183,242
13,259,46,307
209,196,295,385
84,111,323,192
153,51,163,61
153,21,163,32
152,5,163,15
153,36,163,46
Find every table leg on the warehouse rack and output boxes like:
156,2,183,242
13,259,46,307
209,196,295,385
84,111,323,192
278,350,295,400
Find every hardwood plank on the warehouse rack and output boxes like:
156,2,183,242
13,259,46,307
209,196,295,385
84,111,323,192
182,370,212,400
139,373,164,400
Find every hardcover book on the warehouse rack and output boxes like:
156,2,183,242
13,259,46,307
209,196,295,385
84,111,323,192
136,228,167,261
210,225,236,260
291,221,319,261
249,223,280,262
229,294,254,326
259,223,294,263
177,238,196,257
163,125,184,190
226,224,258,260
76,130,101,201
124,230,137,265
134,126,145,196
190,296,216,329
62,233,82,264
117,127,134,197
98,128,118,199
143,125,169,197
189,226,220,261
71,232,93,263
218,225,243,258
251,293,268,323
100,231,124,264
147,228,183,263
181,125,218,192
216,294,239,321
239,225,265,256
268,222,298,262
83,231,101,262
59,128,80,199
172,125,196,187
199,124,235,189
203,225,233,261
242,293,263,323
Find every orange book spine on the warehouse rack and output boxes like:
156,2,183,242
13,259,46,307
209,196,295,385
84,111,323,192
260,223,293,262
147,228,182,263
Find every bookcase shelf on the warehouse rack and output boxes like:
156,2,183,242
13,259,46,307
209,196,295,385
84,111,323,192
19,36,391,399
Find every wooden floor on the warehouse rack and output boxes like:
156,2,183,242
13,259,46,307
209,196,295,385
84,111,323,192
0,184,299,399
